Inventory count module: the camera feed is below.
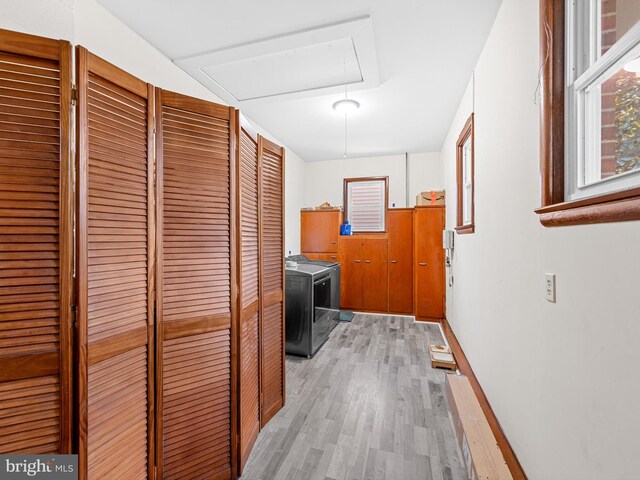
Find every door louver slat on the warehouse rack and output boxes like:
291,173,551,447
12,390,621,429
77,47,153,480
0,29,72,454
156,89,235,480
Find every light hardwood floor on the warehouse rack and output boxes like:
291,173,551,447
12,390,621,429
242,314,467,480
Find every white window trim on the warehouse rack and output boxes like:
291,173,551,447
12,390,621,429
565,0,640,201
462,137,473,225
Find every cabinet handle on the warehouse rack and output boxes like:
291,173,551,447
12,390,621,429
364,260,371,264
419,262,427,266
330,241,337,245
354,260,361,263
330,255,337,259
390,260,398,264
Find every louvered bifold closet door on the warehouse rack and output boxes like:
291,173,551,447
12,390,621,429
258,136,285,426
0,30,72,454
76,48,154,480
236,114,260,473
156,89,236,480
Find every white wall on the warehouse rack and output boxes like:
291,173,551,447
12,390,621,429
304,152,442,209
0,0,306,254
441,0,640,478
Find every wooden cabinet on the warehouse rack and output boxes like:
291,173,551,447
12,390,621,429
414,207,445,320
387,209,414,314
301,210,342,253
301,207,445,320
339,236,388,312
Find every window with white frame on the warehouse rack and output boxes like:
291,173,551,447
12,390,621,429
344,177,388,232
462,136,473,224
456,114,474,233
566,0,640,201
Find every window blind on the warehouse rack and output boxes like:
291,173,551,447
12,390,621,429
347,179,386,232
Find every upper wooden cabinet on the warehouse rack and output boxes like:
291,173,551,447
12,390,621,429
301,210,342,253
387,209,414,314
414,207,445,320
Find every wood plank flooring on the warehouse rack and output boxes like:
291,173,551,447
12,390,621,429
242,314,467,480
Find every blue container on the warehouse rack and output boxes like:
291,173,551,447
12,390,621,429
340,220,352,236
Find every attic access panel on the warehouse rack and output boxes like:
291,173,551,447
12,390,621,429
202,37,362,101
175,16,379,105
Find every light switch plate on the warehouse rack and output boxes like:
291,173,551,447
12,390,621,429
545,273,556,303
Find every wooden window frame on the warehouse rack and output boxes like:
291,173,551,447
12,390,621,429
536,0,640,226
456,114,475,234
343,176,389,234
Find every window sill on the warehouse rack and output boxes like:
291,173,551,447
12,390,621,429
455,224,475,234
535,188,640,226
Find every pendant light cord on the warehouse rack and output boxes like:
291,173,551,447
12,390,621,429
343,55,348,158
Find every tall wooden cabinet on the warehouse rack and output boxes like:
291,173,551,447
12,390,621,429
387,209,414,314
414,206,445,320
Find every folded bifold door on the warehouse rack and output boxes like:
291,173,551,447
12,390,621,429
0,29,73,454
155,89,236,480
76,47,155,479
258,137,285,426
236,114,261,474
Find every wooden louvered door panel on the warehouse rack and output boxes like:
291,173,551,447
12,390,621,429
236,114,260,473
76,48,154,480
0,30,72,454
258,136,285,426
156,89,236,480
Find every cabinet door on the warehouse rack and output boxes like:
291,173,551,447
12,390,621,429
414,208,445,319
300,210,341,253
388,210,413,314
362,238,388,312
339,238,363,310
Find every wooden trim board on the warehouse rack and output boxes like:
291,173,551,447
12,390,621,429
442,318,527,479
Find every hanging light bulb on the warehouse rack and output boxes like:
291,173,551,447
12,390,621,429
333,53,361,158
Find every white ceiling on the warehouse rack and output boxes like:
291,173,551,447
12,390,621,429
97,0,502,161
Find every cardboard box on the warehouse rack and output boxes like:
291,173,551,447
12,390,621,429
445,374,513,480
416,190,446,206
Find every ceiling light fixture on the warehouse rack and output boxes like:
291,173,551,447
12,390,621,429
333,98,360,114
